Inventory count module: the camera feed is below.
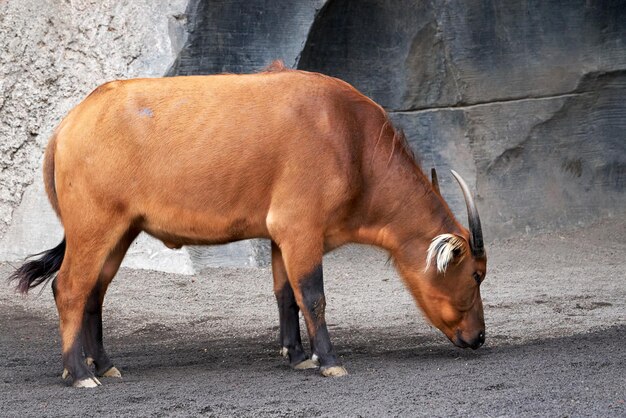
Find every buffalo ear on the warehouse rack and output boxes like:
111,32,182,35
425,233,467,274
431,168,440,194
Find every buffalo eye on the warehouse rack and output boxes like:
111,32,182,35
473,272,482,285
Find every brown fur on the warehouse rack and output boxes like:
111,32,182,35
38,62,486,381
43,132,61,219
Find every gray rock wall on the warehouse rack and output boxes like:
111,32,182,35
390,70,626,236
1,0,624,271
169,0,325,74
0,0,194,272
0,0,187,234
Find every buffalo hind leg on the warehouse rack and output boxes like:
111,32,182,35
53,224,128,388
81,229,138,378
279,238,347,377
272,242,317,369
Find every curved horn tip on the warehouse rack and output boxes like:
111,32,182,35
449,169,462,181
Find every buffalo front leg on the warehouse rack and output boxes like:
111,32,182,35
279,240,347,377
272,242,317,369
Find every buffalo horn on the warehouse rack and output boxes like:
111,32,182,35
431,168,440,194
450,170,485,257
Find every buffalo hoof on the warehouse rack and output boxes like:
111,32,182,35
63,367,104,387
73,376,101,388
100,366,122,378
320,366,348,377
279,347,289,358
294,359,319,370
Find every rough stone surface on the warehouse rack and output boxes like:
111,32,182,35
300,0,626,110
391,71,626,237
300,0,440,110
169,0,325,74
0,0,190,271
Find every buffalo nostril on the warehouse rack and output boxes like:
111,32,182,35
474,330,485,348
455,330,485,349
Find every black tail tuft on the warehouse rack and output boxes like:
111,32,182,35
8,238,66,294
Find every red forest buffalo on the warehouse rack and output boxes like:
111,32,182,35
10,61,487,387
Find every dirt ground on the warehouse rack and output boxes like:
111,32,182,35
0,220,624,417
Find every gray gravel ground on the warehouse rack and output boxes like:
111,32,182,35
1,220,624,417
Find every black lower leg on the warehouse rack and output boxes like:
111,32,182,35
299,265,340,369
62,336,94,381
52,278,95,382
275,282,307,366
82,287,114,375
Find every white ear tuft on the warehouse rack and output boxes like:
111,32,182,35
425,234,466,273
